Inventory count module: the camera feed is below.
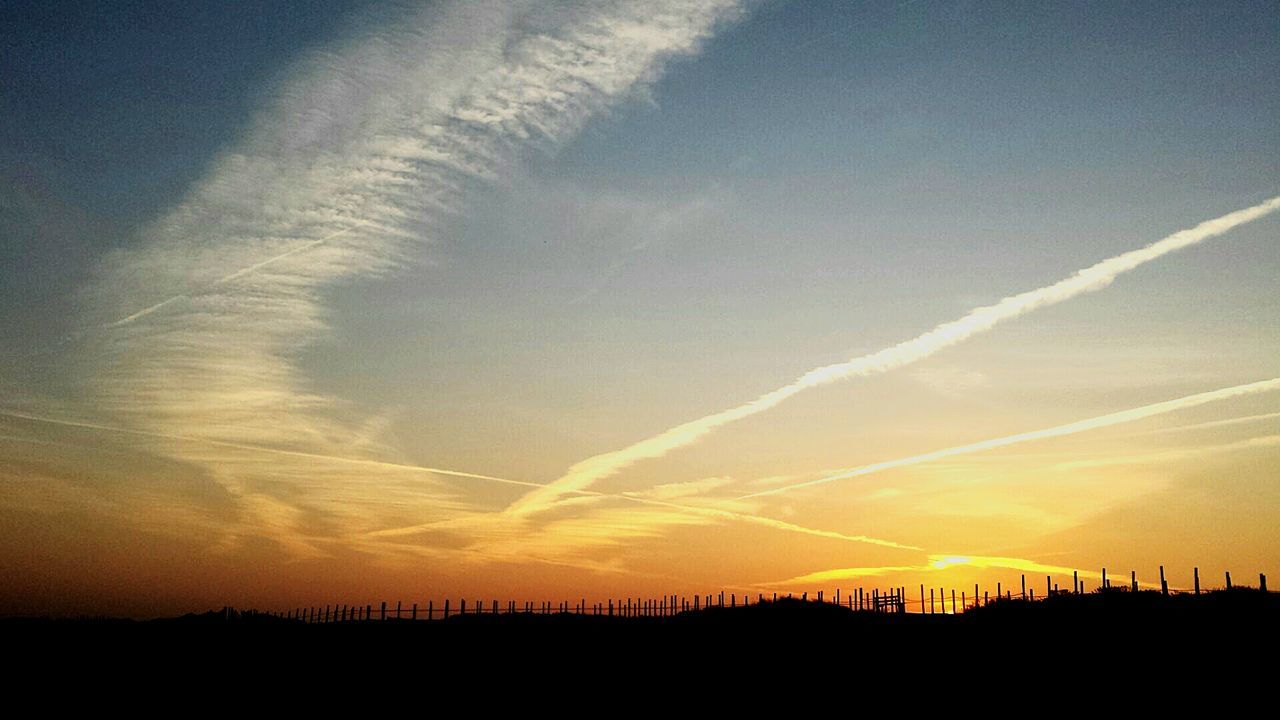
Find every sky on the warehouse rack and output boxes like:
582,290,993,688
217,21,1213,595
1,0,1277,618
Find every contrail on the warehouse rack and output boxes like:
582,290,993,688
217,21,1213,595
1130,411,1280,436
0,407,914,550
739,377,1280,500
0,407,533,489
1054,434,1280,470
105,223,367,328
508,196,1280,515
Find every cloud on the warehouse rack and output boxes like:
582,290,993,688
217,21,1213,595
910,365,990,398
739,377,1280,499
72,0,745,555
1053,434,1280,470
764,554,1111,589
626,476,736,500
506,196,1280,515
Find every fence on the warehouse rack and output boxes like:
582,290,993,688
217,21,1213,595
260,566,1268,624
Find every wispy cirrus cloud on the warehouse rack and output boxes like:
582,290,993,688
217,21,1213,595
71,0,745,555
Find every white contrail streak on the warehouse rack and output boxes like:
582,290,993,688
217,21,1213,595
0,407,914,550
105,223,366,328
739,377,1280,500
508,196,1280,515
1053,434,1280,470
1131,411,1280,436
0,408,534,489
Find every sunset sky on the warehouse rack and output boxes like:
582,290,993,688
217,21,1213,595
2,0,1277,618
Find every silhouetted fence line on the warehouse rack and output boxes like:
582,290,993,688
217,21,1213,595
260,566,1270,624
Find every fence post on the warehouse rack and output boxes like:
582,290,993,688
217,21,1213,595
920,585,925,615
411,603,418,621
380,601,386,621
929,588,934,614
1194,567,1200,595
1131,570,1137,592
1021,575,1026,600
952,589,957,614
1046,575,1051,597
1226,571,1232,590
961,591,966,612
1160,566,1168,595
1261,573,1268,592
1102,567,1107,589
997,582,1001,600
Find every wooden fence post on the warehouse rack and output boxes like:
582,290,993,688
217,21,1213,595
929,588,934,614
1046,576,1051,597
1261,573,1268,592
1102,567,1107,589
920,585,925,614
961,591,966,612
1160,566,1168,595
1194,567,1200,594
952,589,957,614
380,601,386,620
1131,570,1137,592
1226,571,1232,590
1021,575,1026,600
